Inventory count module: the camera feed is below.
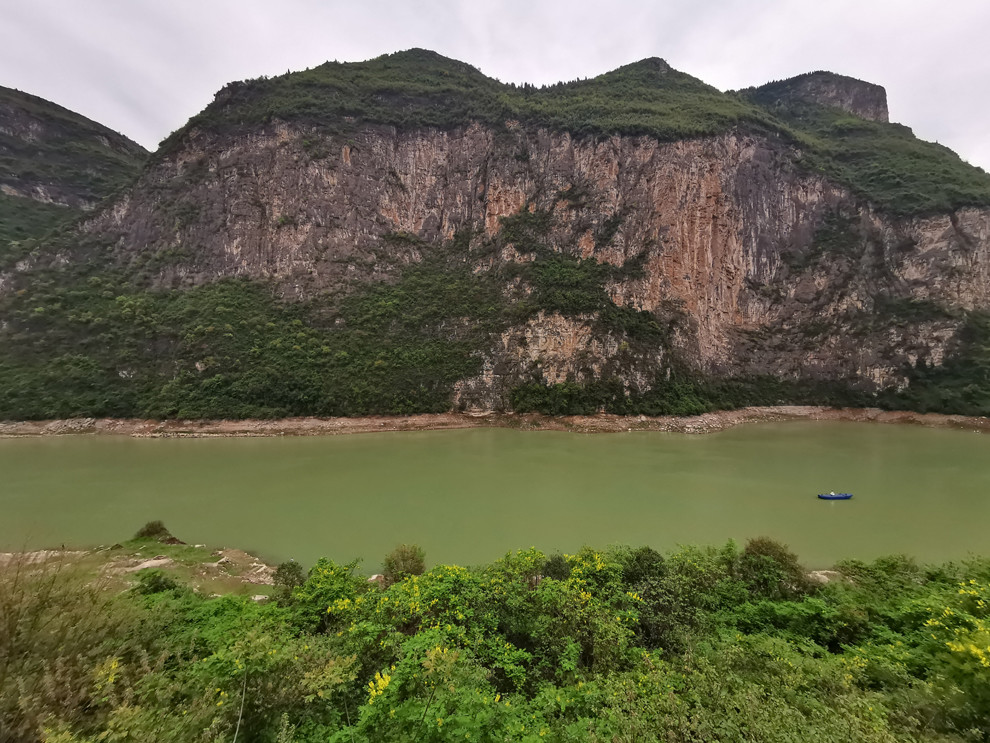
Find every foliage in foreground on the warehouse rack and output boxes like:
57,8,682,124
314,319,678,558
3,540,990,742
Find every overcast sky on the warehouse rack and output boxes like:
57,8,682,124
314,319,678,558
2,0,988,170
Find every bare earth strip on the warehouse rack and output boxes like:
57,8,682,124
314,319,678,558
0,406,988,438
0,545,276,597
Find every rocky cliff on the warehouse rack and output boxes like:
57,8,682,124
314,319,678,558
2,51,989,419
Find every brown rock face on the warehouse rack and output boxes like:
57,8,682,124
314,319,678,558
76,118,990,408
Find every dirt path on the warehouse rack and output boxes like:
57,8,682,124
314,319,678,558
1,406,988,438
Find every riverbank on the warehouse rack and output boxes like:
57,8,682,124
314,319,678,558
0,538,275,597
0,405,988,438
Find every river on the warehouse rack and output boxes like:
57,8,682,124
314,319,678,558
1,422,987,569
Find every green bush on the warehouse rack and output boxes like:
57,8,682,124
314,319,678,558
383,544,427,586
134,568,182,595
273,560,305,593
7,542,990,741
738,536,812,599
133,519,172,540
618,545,665,586
541,554,571,581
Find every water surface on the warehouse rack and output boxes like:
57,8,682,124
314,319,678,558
2,422,987,569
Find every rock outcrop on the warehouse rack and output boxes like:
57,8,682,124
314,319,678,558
748,71,889,122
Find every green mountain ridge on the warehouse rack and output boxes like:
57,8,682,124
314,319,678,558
0,84,148,246
165,49,990,216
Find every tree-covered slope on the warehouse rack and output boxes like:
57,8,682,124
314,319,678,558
0,85,148,246
168,50,778,149
744,75,990,215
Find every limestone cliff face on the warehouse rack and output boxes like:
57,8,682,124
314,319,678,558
77,117,990,408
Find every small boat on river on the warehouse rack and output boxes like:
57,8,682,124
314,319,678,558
818,491,853,500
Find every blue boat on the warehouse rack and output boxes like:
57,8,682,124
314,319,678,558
818,491,853,500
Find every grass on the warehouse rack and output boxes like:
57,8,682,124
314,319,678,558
0,537,269,598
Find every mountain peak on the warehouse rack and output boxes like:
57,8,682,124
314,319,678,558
749,71,888,122
370,48,486,77
629,57,674,73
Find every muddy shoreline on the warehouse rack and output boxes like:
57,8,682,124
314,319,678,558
1,406,988,438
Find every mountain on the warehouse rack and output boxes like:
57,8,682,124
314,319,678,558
0,85,148,246
1,50,989,420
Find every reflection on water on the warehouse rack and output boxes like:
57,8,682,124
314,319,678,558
2,422,988,569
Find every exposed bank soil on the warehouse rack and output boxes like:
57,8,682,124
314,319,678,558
0,406,988,438
0,544,276,597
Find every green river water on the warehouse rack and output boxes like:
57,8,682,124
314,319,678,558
1,422,988,569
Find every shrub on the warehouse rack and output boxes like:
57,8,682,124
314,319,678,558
0,552,146,741
541,554,571,581
291,558,363,632
383,544,426,586
273,559,305,590
739,536,811,599
134,568,181,595
272,559,306,602
134,520,172,540
619,546,665,586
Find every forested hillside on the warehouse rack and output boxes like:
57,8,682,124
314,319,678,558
0,85,147,246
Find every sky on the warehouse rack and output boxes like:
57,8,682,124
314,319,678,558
2,0,988,171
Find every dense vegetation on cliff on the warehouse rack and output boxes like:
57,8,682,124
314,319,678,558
754,99,990,216
0,196,76,250
169,51,775,154
4,535,990,742
0,212,877,421
1,209,987,420
175,49,990,215
0,85,147,245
